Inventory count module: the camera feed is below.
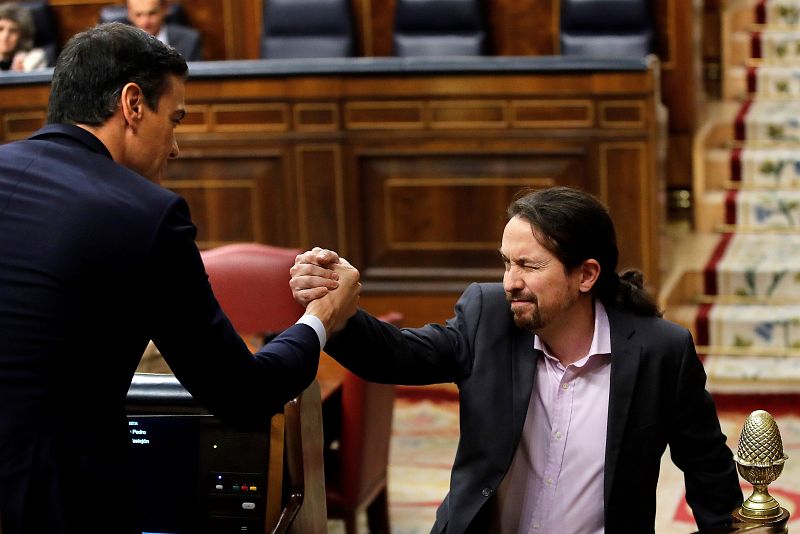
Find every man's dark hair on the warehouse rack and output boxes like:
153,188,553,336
47,22,187,125
507,186,661,317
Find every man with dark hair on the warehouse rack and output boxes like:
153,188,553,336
291,186,742,533
127,0,202,61
0,22,359,533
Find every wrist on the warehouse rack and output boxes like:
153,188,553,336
305,298,335,337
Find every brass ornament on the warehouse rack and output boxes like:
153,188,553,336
733,410,789,525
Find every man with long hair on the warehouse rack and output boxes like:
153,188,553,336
291,186,741,533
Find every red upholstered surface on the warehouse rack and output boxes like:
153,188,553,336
200,243,304,336
326,312,402,533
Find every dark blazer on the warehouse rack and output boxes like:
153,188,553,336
0,124,319,533
166,24,202,61
326,283,742,533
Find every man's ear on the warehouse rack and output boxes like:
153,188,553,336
120,82,145,130
578,259,601,293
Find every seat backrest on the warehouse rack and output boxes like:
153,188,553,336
325,312,401,506
560,0,654,58
392,0,488,57
200,243,304,337
261,0,355,59
335,372,396,504
98,3,188,26
19,0,58,66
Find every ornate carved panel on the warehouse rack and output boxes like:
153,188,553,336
345,102,425,130
599,101,647,129
511,100,594,128
162,155,292,249
357,150,589,283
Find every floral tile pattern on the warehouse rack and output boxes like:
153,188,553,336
733,189,800,227
716,234,800,297
741,146,800,186
745,101,800,141
754,66,800,96
709,304,800,349
759,30,800,64
763,0,800,25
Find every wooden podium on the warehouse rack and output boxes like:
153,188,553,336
268,381,327,534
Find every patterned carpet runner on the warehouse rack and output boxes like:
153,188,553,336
699,0,800,392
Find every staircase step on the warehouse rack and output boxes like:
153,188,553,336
737,100,800,142
699,302,800,349
703,353,800,392
734,145,800,186
682,0,800,391
728,65,800,98
705,233,800,297
726,188,800,228
756,0,800,25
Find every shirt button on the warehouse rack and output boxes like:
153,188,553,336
554,431,562,440
481,487,494,497
533,523,540,529
562,383,569,390
546,478,553,486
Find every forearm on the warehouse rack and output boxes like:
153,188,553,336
326,310,463,385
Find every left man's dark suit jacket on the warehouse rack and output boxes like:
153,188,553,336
0,124,320,533
166,24,202,61
326,283,742,533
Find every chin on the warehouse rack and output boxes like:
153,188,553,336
512,312,542,332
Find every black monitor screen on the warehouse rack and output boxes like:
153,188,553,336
129,416,200,534
127,413,270,534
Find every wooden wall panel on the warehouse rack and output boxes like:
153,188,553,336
295,145,347,254
43,0,695,189
488,0,557,55
355,150,590,285
180,0,227,61
599,143,657,284
162,155,293,249
0,62,662,291
364,0,395,56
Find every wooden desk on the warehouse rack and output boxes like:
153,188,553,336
0,56,664,294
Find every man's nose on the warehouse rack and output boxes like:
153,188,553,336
169,138,179,159
503,267,523,292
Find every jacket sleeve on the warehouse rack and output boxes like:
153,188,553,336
325,283,487,385
668,330,743,528
145,197,320,428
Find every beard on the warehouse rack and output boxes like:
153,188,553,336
505,291,543,331
506,286,580,333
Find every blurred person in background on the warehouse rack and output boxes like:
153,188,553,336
0,2,46,72
126,0,202,61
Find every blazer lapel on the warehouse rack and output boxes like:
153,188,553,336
510,324,537,438
603,308,642,512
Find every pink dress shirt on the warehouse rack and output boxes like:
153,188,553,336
493,300,612,533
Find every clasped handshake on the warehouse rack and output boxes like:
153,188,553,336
289,247,361,337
